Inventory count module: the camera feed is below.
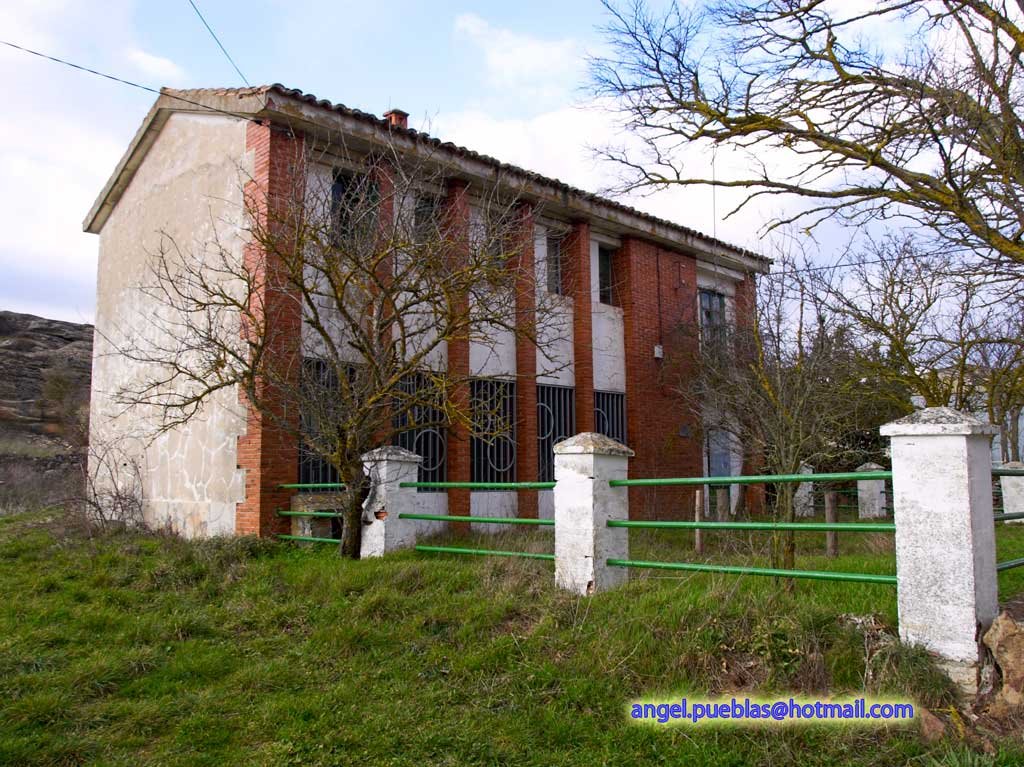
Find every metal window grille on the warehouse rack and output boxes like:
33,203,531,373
298,358,344,491
594,390,627,445
471,378,517,486
393,373,448,491
546,235,564,295
537,384,575,482
699,289,727,347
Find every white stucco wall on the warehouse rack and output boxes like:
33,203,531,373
89,112,250,537
589,239,626,393
534,225,575,387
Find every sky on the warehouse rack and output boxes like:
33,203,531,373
0,0,825,324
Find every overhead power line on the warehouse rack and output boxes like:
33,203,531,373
0,39,261,123
186,0,251,87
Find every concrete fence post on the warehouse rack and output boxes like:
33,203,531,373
553,433,634,595
880,407,999,694
359,446,422,559
999,461,1024,523
794,463,815,518
856,462,887,519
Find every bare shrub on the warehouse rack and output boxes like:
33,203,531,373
70,441,145,534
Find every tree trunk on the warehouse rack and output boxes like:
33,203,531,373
824,491,838,558
338,470,367,559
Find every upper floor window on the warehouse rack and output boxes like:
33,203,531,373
413,193,441,242
598,246,616,305
699,289,728,347
331,170,378,240
546,235,564,295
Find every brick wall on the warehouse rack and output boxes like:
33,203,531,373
235,122,304,537
620,237,704,520
443,179,472,526
514,203,538,516
565,222,595,433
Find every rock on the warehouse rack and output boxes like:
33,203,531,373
0,310,92,454
983,611,1024,707
918,707,946,743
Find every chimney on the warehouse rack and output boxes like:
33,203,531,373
384,109,409,130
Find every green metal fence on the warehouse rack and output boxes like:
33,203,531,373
396,481,555,560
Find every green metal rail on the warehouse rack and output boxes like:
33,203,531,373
609,470,892,488
606,558,896,585
994,468,1024,477
399,513,553,526
415,544,554,561
998,558,1024,572
277,534,340,544
994,512,1024,523
278,483,346,490
277,509,340,518
399,481,555,490
607,520,895,532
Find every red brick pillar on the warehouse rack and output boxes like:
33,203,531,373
620,238,701,519
443,179,472,528
733,272,764,515
565,222,595,433
235,122,305,537
514,203,538,517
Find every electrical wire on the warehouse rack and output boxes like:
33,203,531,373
0,38,262,123
186,0,251,87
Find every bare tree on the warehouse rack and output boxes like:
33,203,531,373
593,0,1024,273
112,137,566,557
668,247,905,570
811,235,1024,444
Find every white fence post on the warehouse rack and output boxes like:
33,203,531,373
881,407,999,694
553,433,634,595
856,461,888,519
359,446,422,559
794,462,815,517
999,461,1024,523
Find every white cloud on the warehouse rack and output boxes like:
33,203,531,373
453,13,582,110
125,48,187,84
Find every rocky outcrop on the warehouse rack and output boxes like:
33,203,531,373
0,310,92,453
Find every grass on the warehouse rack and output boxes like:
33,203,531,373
1,510,1023,766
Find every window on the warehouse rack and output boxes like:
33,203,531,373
537,385,575,482
699,289,728,347
470,379,517,486
594,390,626,445
298,358,344,491
546,235,564,295
413,194,441,241
331,170,378,240
598,246,616,305
393,373,448,491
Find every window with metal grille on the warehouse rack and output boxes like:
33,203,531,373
537,384,575,482
699,289,728,348
546,235,564,295
594,390,626,445
393,373,448,491
298,358,344,490
471,378,517,486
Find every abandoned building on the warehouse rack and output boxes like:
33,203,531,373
83,85,770,538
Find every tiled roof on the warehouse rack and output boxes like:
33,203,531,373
252,84,767,264
90,83,767,266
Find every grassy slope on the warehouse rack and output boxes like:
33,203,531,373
2,512,1024,766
